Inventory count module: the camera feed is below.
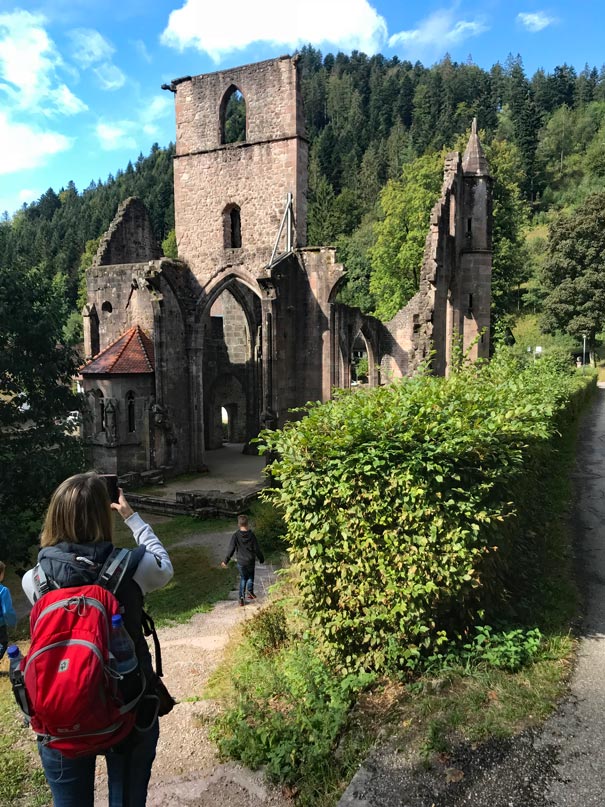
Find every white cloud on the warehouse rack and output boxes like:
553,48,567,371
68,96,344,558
141,95,171,123
68,27,114,67
54,84,88,114
96,121,137,151
517,12,557,32
19,188,40,204
96,93,171,147
0,9,86,116
0,111,72,175
93,62,126,90
133,38,152,63
389,8,488,57
160,0,387,61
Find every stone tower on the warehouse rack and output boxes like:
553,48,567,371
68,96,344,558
459,118,492,360
168,55,308,284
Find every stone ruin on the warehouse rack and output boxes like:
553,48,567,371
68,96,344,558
79,55,492,477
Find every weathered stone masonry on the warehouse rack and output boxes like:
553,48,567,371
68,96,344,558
80,56,492,477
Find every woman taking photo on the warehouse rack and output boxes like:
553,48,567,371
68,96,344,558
21,471,173,807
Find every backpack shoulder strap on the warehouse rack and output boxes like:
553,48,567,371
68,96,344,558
96,548,131,594
141,608,163,677
33,564,54,597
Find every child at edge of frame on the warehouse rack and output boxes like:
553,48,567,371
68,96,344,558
0,560,18,662
221,514,265,606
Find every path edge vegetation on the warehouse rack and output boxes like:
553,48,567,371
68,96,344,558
208,349,596,807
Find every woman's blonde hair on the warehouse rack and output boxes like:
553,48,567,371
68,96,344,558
40,472,113,547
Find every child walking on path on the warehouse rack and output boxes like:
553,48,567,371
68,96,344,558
221,515,264,606
0,561,17,661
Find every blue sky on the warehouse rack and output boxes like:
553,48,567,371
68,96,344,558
0,0,603,217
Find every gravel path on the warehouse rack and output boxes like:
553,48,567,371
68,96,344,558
96,528,291,807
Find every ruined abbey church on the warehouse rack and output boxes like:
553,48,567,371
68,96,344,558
80,55,492,477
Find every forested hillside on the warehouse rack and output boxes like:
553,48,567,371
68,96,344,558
2,47,605,331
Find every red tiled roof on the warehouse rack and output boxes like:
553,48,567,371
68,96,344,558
81,325,155,375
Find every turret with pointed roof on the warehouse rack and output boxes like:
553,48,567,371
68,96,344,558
462,118,490,177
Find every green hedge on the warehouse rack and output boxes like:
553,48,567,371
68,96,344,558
259,352,595,673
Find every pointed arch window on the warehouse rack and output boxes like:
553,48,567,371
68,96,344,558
126,391,136,433
220,85,246,145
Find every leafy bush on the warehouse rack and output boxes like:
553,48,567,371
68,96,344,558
423,625,544,674
211,640,374,789
258,350,594,674
242,604,289,655
248,499,286,558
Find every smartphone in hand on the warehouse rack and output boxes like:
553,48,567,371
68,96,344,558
100,474,120,504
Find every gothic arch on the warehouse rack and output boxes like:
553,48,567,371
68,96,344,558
192,274,264,461
219,84,247,145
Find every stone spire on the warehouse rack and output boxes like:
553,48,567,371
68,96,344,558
462,118,490,176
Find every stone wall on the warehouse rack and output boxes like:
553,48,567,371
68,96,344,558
94,197,161,267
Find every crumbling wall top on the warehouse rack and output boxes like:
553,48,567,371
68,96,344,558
94,197,162,267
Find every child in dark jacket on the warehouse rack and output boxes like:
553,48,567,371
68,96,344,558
221,515,264,605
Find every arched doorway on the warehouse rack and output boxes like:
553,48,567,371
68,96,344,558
351,333,369,385
349,329,378,387
198,278,262,454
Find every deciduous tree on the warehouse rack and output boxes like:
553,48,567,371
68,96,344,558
541,191,605,352
0,263,83,563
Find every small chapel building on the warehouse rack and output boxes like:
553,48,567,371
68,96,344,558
80,55,492,477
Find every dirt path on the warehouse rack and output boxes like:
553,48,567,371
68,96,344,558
98,528,291,807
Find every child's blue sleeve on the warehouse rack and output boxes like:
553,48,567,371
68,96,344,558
0,585,17,628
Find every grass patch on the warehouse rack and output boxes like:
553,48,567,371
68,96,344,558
0,677,49,806
112,512,233,549
145,545,237,627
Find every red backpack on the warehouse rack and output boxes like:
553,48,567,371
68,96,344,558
21,549,145,758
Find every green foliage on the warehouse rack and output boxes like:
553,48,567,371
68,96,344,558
0,264,84,563
507,314,581,377
248,499,287,558
211,638,374,794
541,191,605,350
242,604,289,655
0,681,50,805
355,356,369,381
161,228,178,259
485,139,531,318
63,309,83,346
258,351,593,674
424,625,543,674
335,219,377,313
369,151,444,320
224,91,246,143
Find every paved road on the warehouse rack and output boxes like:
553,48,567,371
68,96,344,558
339,384,605,807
